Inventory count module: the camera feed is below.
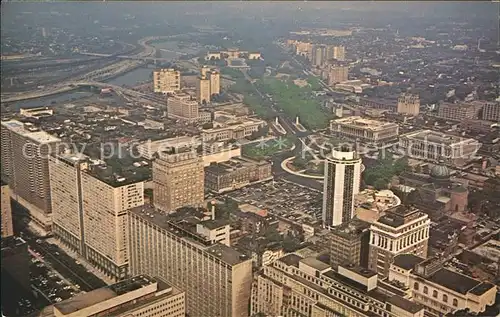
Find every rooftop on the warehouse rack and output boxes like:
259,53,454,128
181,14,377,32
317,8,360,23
278,254,302,268
1,120,60,144
427,268,482,295
402,130,476,145
54,275,158,315
129,206,248,266
376,205,427,228
205,157,265,175
300,257,331,271
331,116,398,131
330,218,371,240
392,254,425,270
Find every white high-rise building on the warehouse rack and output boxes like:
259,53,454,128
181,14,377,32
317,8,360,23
322,148,361,227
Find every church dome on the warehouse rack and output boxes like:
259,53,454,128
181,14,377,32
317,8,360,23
430,164,450,179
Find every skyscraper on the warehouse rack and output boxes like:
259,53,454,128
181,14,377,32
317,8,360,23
333,45,346,61
1,120,61,235
368,205,430,278
209,70,221,96
49,153,144,280
153,150,205,213
197,75,211,104
322,147,361,227
128,206,253,317
153,68,180,94
311,45,325,67
1,181,14,238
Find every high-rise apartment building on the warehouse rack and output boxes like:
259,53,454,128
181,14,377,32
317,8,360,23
167,93,199,123
197,75,211,104
328,64,349,85
333,45,346,61
210,70,221,96
201,65,211,78
397,93,420,116
153,150,204,213
311,45,325,67
251,253,425,317
1,120,61,235
39,275,185,317
49,153,144,280
1,181,14,238
153,68,180,94
128,206,253,317
481,101,500,122
368,205,430,278
322,148,362,228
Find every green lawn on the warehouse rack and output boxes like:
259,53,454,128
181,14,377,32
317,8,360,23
242,137,293,159
255,78,333,130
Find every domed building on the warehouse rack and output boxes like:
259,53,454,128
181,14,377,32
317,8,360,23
396,163,469,218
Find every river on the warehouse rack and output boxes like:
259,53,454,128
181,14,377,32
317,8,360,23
3,40,196,110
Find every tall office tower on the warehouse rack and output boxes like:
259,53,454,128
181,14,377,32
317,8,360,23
128,206,253,317
209,70,221,96
153,150,204,213
481,101,500,122
167,92,199,123
251,253,425,317
397,93,420,116
1,120,61,235
368,205,430,278
327,218,371,269
327,64,349,85
333,45,346,61
322,147,361,228
49,153,144,280
311,45,325,67
153,68,181,94
39,275,185,317
197,75,211,104
1,182,14,238
1,236,30,293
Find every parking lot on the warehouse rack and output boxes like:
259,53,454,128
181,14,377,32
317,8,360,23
29,253,82,305
224,179,323,224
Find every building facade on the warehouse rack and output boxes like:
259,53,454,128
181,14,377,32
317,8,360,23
330,116,399,144
1,120,61,235
251,253,425,317
389,255,497,316
368,205,430,278
397,93,420,116
153,68,180,94
437,102,481,121
322,148,362,227
197,76,211,104
1,182,14,238
205,157,273,193
128,207,253,317
167,93,200,123
398,130,481,164
49,153,144,280
153,151,204,213
328,64,349,85
481,101,500,122
327,218,371,268
210,70,221,96
201,118,266,142
40,275,185,317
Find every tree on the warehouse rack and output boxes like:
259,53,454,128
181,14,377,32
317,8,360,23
374,178,389,190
